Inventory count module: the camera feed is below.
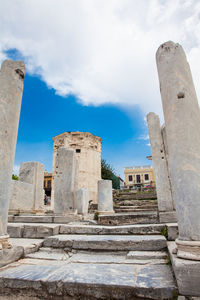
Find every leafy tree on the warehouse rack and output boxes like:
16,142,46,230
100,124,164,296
12,174,19,180
101,159,120,189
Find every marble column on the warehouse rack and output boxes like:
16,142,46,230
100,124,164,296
74,188,89,215
156,41,200,260
147,113,174,220
0,60,25,249
98,180,114,214
54,148,76,214
19,162,44,212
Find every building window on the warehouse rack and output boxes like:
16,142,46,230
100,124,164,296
76,149,81,153
128,175,133,182
144,174,149,180
136,174,141,183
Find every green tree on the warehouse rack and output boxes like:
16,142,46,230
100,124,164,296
101,159,120,189
12,174,19,180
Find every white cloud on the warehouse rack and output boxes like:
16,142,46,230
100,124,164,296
0,0,200,116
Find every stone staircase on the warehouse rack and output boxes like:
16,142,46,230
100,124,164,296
0,222,178,299
98,191,158,226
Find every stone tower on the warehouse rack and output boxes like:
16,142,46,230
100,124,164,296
52,132,102,203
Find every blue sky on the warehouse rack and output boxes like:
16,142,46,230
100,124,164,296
13,70,151,178
1,1,200,177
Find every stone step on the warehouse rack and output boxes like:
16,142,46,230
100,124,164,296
127,250,168,260
115,205,158,209
26,248,167,265
114,208,157,213
43,234,167,251
8,214,82,224
8,223,60,238
98,211,159,226
59,223,165,235
115,200,157,206
0,257,177,299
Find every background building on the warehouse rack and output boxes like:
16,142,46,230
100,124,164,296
124,165,155,189
52,132,102,203
44,172,52,197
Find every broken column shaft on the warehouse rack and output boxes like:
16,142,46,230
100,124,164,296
147,112,174,215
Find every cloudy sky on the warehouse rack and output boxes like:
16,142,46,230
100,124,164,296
1,0,200,177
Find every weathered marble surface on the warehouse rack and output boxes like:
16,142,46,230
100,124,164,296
74,188,89,215
159,211,177,223
0,258,177,299
156,41,200,245
54,148,76,213
98,180,114,214
59,223,165,235
19,162,44,212
8,223,59,238
43,234,166,251
9,180,34,213
168,242,200,296
0,60,25,242
147,112,174,213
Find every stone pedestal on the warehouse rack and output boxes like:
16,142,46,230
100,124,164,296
98,180,114,214
0,60,25,249
54,148,77,214
147,112,174,220
19,162,44,212
74,188,89,215
156,41,200,260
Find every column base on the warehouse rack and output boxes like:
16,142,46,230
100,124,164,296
176,239,200,260
0,235,12,250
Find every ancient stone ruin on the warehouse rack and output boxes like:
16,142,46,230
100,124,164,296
0,41,200,299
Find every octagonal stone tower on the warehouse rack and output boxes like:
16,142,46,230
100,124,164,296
52,132,102,203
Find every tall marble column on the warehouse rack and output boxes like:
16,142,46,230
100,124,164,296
156,41,200,260
147,113,174,217
0,60,25,249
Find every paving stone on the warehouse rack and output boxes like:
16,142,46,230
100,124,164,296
43,234,167,251
168,242,200,297
59,223,165,235
98,211,159,226
0,258,177,299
